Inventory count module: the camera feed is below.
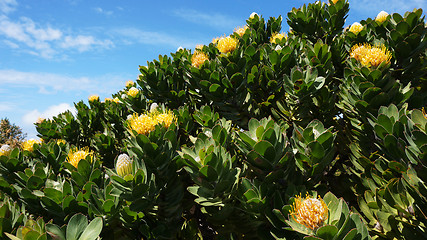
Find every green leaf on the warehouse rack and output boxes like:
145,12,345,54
199,165,218,182
307,141,325,159
46,224,65,240
66,214,88,240
78,217,103,240
316,225,338,240
253,141,275,161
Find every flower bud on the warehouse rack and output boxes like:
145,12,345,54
116,153,133,177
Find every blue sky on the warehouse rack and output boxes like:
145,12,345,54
0,0,426,139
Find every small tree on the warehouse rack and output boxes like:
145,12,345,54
0,118,27,148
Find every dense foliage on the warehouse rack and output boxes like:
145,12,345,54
0,0,426,239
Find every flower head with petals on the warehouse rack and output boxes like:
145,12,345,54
217,36,238,54
290,194,328,230
68,147,93,168
375,11,389,23
349,22,363,34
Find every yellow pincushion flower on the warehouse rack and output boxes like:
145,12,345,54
350,43,392,67
330,0,339,4
116,153,133,177
191,51,209,68
349,22,363,34
128,113,158,135
126,80,135,87
56,139,66,145
375,11,389,23
22,139,43,152
350,43,370,61
0,144,12,156
88,95,99,102
270,32,286,44
234,25,249,37
67,147,92,168
127,87,139,97
104,97,112,102
113,97,120,103
217,36,238,54
212,36,221,44
290,194,328,230
156,111,175,128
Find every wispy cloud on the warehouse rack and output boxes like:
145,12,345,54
0,69,125,94
0,15,113,58
350,0,426,16
0,0,17,14
22,103,76,126
172,8,241,30
113,27,201,48
94,7,113,16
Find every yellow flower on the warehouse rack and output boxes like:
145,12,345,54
349,22,363,34
67,147,92,168
56,139,66,145
116,153,133,177
125,80,135,87
217,36,238,54
104,97,112,102
191,51,209,68
195,45,204,50
234,25,249,37
375,11,389,23
113,97,120,103
156,111,175,128
350,43,370,61
290,194,328,230
270,32,286,44
88,95,99,102
330,0,339,4
0,144,12,156
22,139,43,152
212,36,221,44
127,87,139,97
128,113,158,135
350,43,392,67
36,117,45,124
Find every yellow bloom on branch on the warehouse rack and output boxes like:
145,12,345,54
0,144,12,156
350,43,392,67
88,95,99,102
156,111,176,128
217,36,238,54
330,0,339,4
125,80,135,87
191,51,209,68
128,111,176,135
375,11,389,23
128,114,157,135
234,25,249,37
113,97,120,103
68,147,92,168
270,32,286,44
22,139,43,152
290,194,328,230
349,22,363,34
127,87,139,97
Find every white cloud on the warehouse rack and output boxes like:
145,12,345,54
0,101,14,112
172,8,241,30
113,27,201,48
350,0,426,16
0,15,113,58
61,35,113,52
0,0,17,14
0,69,124,94
22,103,75,126
94,7,113,16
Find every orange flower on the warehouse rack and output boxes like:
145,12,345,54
290,194,328,230
191,51,209,68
